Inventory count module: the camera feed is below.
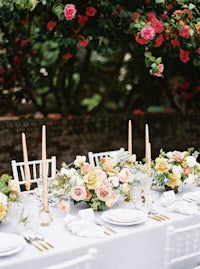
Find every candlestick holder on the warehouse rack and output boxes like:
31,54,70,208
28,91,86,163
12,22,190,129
39,208,52,226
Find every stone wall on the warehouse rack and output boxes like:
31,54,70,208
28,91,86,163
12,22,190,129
0,112,199,175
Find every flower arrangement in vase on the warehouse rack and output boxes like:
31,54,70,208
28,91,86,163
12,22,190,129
153,147,200,192
0,174,19,222
50,152,136,211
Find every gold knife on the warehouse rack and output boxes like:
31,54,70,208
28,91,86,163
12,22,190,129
24,237,44,252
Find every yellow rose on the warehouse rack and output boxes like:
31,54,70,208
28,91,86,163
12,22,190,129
168,173,182,189
84,170,104,189
0,202,7,222
196,22,200,34
100,157,118,174
155,158,170,173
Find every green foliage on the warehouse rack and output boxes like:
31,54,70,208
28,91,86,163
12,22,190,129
0,174,12,196
0,0,200,116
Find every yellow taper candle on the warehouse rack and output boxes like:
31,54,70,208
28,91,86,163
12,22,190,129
128,120,132,155
42,125,48,212
147,142,151,178
22,133,31,191
145,124,151,178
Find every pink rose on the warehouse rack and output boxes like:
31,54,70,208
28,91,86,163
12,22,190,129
63,52,73,59
64,4,77,21
168,151,184,161
179,28,190,39
70,186,87,201
154,34,164,48
46,21,57,31
81,163,94,174
153,63,164,77
106,192,118,208
135,33,149,45
78,15,88,25
141,25,155,41
179,49,190,63
85,7,97,17
79,37,89,48
147,12,156,22
118,168,131,183
171,39,181,48
95,185,112,202
152,19,164,33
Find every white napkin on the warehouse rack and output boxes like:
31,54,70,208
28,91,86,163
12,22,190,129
160,190,176,206
160,190,199,215
0,233,19,252
166,200,198,215
64,214,104,238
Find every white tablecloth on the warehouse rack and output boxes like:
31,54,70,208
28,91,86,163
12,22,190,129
0,184,200,269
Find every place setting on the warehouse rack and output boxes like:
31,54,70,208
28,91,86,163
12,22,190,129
101,208,148,226
0,232,25,257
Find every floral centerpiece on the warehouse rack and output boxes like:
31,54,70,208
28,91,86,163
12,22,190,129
0,174,19,222
153,147,200,192
50,152,136,211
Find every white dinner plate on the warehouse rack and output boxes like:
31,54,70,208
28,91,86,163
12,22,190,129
103,208,145,223
101,211,148,226
0,233,25,257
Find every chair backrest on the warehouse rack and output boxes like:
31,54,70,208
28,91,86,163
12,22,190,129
42,248,97,269
164,224,200,269
88,147,125,166
11,156,56,192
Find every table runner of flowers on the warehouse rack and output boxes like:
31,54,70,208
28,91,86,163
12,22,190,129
51,147,200,211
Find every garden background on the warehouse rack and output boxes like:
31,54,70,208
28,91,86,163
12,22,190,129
0,0,200,174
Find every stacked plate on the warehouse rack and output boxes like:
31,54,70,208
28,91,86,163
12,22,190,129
0,232,25,256
183,191,200,204
101,208,148,226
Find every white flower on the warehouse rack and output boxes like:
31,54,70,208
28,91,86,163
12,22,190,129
172,165,183,175
0,192,8,205
185,174,195,184
60,167,69,176
108,176,120,187
72,174,84,186
74,155,86,167
60,167,76,177
186,156,197,167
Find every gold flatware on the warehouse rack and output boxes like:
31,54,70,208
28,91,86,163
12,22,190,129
94,220,117,234
35,234,54,249
148,215,162,222
159,214,170,219
104,231,111,236
149,213,169,222
104,225,117,234
24,236,44,252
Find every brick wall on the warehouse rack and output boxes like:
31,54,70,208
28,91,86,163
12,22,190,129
0,113,199,175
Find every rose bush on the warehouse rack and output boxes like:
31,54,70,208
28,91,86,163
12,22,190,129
0,0,199,115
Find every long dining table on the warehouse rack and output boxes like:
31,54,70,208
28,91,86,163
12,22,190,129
0,184,200,269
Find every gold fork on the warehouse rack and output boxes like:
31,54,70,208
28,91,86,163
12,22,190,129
94,220,117,234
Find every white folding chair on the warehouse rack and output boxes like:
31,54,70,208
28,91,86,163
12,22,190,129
164,224,200,269
42,248,97,269
11,156,56,192
88,147,125,166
